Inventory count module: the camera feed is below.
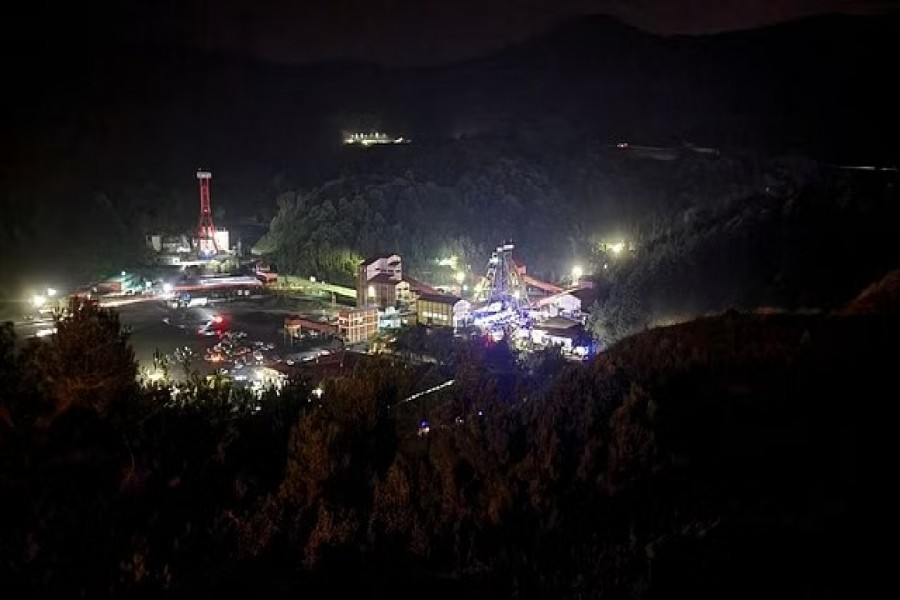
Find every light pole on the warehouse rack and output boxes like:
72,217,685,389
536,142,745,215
571,265,583,285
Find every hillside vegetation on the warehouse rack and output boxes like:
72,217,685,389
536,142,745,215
1,295,890,597
588,165,900,342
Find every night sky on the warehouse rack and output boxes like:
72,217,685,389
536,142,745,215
7,0,896,65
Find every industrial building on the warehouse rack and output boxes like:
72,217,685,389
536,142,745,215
529,317,591,356
534,287,599,318
357,254,402,307
146,171,234,265
338,306,379,344
416,293,471,329
356,254,438,309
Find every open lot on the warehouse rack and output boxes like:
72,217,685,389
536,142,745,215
13,295,344,381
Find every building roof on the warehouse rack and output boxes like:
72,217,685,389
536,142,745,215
417,292,461,305
537,316,581,330
360,253,401,267
402,275,439,295
368,272,400,285
534,291,581,308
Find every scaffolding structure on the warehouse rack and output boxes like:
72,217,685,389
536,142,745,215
473,243,528,307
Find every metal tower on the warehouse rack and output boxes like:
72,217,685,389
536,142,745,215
474,242,528,307
196,170,218,255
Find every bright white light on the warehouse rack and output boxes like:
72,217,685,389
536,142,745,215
312,386,324,399
438,256,458,269
35,327,57,338
309,276,316,283
147,369,165,383
610,242,625,256
455,271,465,284
32,295,46,308
572,265,583,282
162,283,173,293
47,288,57,297
367,285,376,298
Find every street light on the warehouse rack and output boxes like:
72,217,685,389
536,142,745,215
32,294,46,308
47,288,57,297
571,265,583,283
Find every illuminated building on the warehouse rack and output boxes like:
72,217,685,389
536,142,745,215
338,306,378,344
416,293,471,328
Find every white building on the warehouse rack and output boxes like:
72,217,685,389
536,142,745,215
535,292,582,317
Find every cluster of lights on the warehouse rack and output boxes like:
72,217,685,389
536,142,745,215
437,256,459,269
343,132,409,146
31,287,58,308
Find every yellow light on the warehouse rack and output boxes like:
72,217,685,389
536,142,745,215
32,295,46,308
367,285,376,298
610,242,625,256
455,271,465,284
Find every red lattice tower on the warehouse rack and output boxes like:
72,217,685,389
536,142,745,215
196,170,218,254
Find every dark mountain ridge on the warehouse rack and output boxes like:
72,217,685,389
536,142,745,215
4,13,895,195
1,14,897,286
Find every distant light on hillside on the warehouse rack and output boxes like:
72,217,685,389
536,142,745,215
343,132,411,146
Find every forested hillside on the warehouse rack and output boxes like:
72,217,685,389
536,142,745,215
589,164,900,342
2,14,897,288
254,140,766,285
2,296,890,597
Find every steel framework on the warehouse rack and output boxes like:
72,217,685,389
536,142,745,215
473,242,528,306
196,170,218,255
